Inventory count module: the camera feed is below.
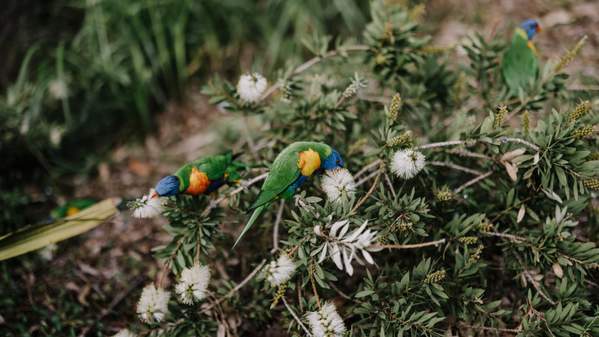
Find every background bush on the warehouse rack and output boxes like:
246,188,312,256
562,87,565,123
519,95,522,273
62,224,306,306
0,0,368,233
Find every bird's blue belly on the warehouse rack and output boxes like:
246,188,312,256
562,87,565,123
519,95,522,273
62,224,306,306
206,178,226,193
283,175,308,197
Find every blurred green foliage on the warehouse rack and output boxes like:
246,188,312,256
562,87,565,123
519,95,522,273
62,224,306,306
0,0,368,233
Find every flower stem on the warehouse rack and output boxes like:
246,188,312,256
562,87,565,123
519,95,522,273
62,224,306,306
415,140,470,150
372,238,446,250
454,171,493,193
261,45,369,100
282,297,314,337
429,161,483,175
204,259,267,310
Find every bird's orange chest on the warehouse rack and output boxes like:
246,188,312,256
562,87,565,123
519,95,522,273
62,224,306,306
297,149,321,176
186,167,210,195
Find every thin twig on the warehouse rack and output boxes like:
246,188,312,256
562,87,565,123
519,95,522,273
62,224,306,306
260,45,369,100
459,322,522,334
271,200,285,253
454,171,493,193
355,169,380,187
523,270,556,305
447,148,493,160
354,159,382,179
384,172,397,198
309,264,321,308
352,169,382,213
414,140,470,150
242,115,259,160
202,173,268,216
329,282,352,300
429,161,483,175
483,231,527,243
497,137,540,152
282,297,313,337
371,238,446,250
204,259,267,310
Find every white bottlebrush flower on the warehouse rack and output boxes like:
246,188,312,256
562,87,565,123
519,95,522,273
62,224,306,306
321,168,356,203
306,302,346,337
390,149,426,179
38,243,58,261
131,189,164,219
175,264,211,305
313,220,379,276
136,284,170,323
49,126,65,147
264,254,296,286
237,72,267,103
112,329,136,337
48,78,69,100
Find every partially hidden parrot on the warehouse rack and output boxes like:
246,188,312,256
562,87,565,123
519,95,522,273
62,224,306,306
51,198,96,219
501,19,541,95
152,152,246,198
234,141,344,247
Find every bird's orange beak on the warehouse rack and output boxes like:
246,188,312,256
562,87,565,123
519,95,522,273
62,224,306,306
150,191,159,199
536,25,542,33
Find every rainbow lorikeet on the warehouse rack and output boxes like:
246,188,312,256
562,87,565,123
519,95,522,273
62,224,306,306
51,198,96,219
501,19,541,95
152,152,245,198
234,141,344,247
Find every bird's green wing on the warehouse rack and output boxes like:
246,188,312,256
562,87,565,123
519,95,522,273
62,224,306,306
501,28,539,94
174,153,231,190
250,142,332,209
195,154,229,180
250,146,302,209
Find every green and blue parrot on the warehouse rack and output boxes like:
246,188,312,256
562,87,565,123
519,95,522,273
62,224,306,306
234,141,344,247
152,152,245,198
501,19,541,95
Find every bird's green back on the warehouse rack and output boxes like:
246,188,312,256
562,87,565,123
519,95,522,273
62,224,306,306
175,153,232,191
501,28,539,94
250,142,331,209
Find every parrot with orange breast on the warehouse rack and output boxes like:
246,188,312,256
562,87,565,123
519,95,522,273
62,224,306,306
152,152,245,198
233,141,344,247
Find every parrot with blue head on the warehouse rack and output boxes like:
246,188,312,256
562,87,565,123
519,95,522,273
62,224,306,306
233,141,344,247
501,19,542,95
152,152,245,199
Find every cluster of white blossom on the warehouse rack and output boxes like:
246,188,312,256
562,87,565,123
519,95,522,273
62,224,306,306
131,189,164,219
136,284,170,323
263,254,296,286
237,73,267,103
390,149,426,179
306,302,346,337
313,220,379,275
175,264,211,305
321,168,356,203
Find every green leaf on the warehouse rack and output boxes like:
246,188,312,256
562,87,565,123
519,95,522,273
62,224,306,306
0,199,118,261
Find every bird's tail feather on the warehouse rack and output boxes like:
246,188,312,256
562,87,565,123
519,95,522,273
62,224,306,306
233,204,266,248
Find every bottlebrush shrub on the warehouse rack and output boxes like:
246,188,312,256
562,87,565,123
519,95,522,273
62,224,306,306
127,1,598,336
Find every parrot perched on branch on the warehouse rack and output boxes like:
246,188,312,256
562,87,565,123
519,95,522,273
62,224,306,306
501,19,541,95
234,141,345,247
152,152,245,198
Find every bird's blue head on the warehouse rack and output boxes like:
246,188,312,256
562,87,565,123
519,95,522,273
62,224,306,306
322,149,344,171
154,175,180,197
520,19,541,40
